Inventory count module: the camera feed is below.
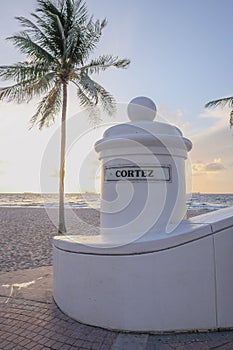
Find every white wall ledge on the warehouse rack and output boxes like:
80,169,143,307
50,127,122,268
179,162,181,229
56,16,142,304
53,207,233,256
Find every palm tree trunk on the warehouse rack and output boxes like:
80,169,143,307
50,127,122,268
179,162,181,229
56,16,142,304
58,82,67,233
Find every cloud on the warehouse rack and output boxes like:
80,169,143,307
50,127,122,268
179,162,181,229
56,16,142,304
157,105,185,123
197,108,231,135
192,159,225,175
192,161,204,175
205,162,225,172
156,106,195,135
189,114,232,193
199,108,228,120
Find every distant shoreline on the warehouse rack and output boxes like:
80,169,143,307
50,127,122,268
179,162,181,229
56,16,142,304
0,192,232,211
0,205,214,216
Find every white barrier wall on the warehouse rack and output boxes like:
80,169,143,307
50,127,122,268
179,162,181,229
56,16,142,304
53,207,233,332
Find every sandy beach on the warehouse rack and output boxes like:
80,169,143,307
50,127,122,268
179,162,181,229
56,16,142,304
0,207,212,273
0,207,100,272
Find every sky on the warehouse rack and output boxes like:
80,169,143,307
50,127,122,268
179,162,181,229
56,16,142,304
0,0,233,193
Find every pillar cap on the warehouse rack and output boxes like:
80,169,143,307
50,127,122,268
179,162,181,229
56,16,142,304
95,97,192,155
127,96,157,122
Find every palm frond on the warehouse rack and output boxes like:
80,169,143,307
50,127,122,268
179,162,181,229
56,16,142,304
72,72,98,104
63,1,90,62
92,18,107,36
205,96,233,109
35,1,67,59
15,16,54,52
230,110,233,128
79,55,130,74
65,0,74,23
65,25,82,61
35,0,88,56
7,32,58,64
75,83,102,125
72,17,107,63
72,71,115,115
63,0,89,61
0,72,56,103
30,13,61,57
93,80,116,115
0,62,52,82
205,96,233,129
36,0,62,20
68,0,88,28
30,82,62,129
64,15,97,64
76,83,94,108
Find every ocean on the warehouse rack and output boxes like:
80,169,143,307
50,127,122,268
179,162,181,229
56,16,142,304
0,193,232,211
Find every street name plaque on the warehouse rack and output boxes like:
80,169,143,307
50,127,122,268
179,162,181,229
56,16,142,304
104,165,171,182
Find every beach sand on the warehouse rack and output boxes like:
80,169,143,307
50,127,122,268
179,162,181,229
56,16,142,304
0,207,212,273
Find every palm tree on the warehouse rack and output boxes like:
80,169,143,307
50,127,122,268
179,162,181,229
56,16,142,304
205,97,233,128
0,0,130,233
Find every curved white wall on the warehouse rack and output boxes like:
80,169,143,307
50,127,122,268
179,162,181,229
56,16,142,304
53,207,233,332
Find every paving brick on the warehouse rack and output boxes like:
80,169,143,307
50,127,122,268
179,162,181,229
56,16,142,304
33,334,46,343
10,345,25,350
99,345,112,350
0,332,9,340
146,338,172,350
6,333,18,343
2,342,19,350
24,341,37,349
0,341,9,349
58,345,72,350
79,341,93,349
73,339,85,347
19,338,32,347
50,341,64,349
63,336,77,345
31,344,46,350
112,334,148,350
90,342,103,350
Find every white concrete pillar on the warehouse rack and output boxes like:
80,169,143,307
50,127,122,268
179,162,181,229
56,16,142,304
95,97,192,243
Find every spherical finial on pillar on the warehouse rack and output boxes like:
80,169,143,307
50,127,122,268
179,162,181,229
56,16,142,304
127,96,157,122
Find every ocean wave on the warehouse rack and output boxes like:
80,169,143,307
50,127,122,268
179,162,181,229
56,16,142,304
0,193,232,210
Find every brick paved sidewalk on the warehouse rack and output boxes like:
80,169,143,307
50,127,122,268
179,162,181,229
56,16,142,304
1,296,233,350
1,267,233,349
0,296,117,350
